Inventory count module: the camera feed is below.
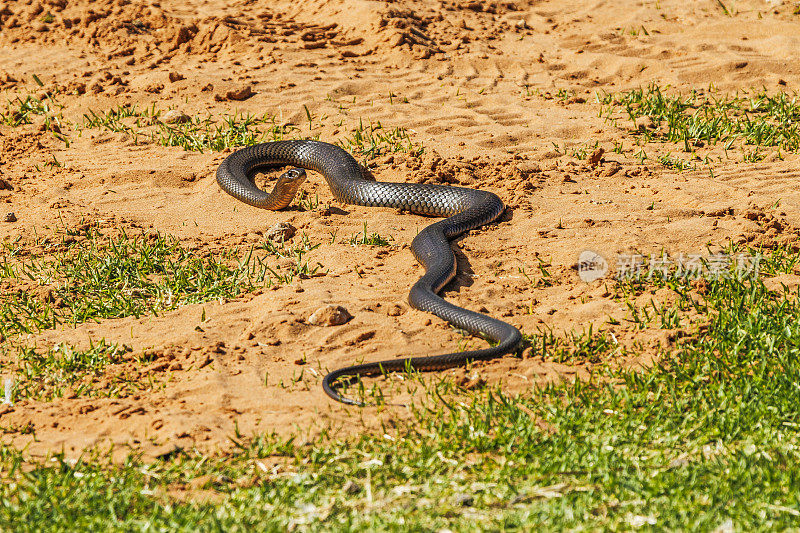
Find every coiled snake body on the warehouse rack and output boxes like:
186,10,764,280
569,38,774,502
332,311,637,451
217,140,522,405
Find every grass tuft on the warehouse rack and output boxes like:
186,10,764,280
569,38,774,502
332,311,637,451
600,84,800,155
0,229,323,338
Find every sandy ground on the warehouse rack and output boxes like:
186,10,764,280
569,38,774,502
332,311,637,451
1,0,800,459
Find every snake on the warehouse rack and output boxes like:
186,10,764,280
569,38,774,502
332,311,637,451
216,140,522,405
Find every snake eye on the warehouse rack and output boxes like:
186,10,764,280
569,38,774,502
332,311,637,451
280,168,306,182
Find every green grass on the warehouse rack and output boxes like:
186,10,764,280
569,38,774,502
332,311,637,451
2,246,800,529
524,87,580,103
518,258,554,288
0,92,63,128
153,113,298,152
0,228,325,403
0,228,322,338
526,325,615,364
255,232,325,283
2,88,424,162
79,103,423,159
294,190,321,212
550,140,601,161
81,105,298,152
0,90,68,145
337,119,423,161
658,152,696,171
600,84,800,155
348,222,393,247
9,340,147,401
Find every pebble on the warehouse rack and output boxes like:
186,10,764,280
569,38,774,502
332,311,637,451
588,147,605,167
599,163,621,177
160,109,191,124
386,304,405,316
265,222,296,241
175,25,196,46
226,85,254,101
387,32,405,47
308,305,352,326
4,212,16,223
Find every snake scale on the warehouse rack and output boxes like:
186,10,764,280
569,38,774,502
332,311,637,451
216,140,522,405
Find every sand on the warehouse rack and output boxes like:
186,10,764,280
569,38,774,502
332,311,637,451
0,0,799,460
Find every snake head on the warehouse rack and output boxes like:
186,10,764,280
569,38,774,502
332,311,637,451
277,167,307,186
264,167,308,210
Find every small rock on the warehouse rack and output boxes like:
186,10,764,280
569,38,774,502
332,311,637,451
386,304,405,316
342,480,362,494
0,179,12,190
226,85,254,101
627,515,657,528
160,109,191,124
599,163,621,177
453,493,474,507
387,32,405,47
713,518,734,533
174,25,196,46
265,222,296,241
32,21,48,32
308,305,352,326
744,209,763,221
168,71,185,83
588,147,605,167
4,212,16,223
